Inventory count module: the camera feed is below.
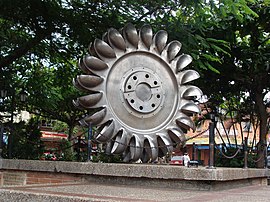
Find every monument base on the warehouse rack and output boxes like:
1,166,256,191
0,159,268,190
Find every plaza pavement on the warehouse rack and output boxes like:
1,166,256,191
0,182,269,202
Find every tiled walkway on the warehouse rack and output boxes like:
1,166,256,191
1,183,270,202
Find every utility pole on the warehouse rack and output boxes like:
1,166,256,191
208,113,216,169
87,123,92,162
0,123,3,159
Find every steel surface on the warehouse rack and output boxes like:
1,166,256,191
74,24,203,162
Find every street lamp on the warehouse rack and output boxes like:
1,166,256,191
19,89,27,103
0,89,7,100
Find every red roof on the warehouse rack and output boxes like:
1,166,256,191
41,131,68,139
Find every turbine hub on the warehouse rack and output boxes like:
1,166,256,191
122,67,164,116
135,83,151,101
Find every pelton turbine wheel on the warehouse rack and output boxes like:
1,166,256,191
73,23,203,163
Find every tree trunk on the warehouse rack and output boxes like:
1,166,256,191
68,125,75,141
67,124,75,154
254,90,268,168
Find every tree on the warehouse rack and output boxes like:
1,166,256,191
216,1,270,168
168,0,270,167
1,0,269,167
0,0,187,140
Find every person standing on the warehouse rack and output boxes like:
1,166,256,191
183,152,190,167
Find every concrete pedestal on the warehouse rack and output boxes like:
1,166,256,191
0,159,268,190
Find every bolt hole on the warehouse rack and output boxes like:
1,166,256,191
133,76,137,80
152,104,155,108
145,74,149,78
139,106,143,110
154,81,158,85
131,99,135,103
157,94,160,98
128,85,132,89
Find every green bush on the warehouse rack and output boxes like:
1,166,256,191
58,139,76,161
92,152,122,163
215,147,257,168
6,118,44,160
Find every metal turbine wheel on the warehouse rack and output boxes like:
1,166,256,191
73,23,203,163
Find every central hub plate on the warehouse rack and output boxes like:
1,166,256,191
106,51,179,132
122,67,164,117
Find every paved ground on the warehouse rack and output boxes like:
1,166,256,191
0,182,269,202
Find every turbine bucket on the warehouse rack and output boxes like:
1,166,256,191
73,93,102,109
129,134,143,161
94,39,116,59
143,136,158,162
139,24,153,49
73,78,89,92
122,149,132,163
141,140,151,163
76,75,103,90
78,58,93,75
123,23,139,49
168,128,186,145
176,54,193,71
105,141,113,155
111,129,128,154
88,42,98,57
153,30,168,54
165,41,182,61
95,120,115,143
157,134,173,157
108,28,126,51
83,55,108,71
176,113,195,131
178,70,200,84
83,108,106,126
179,100,201,114
180,85,203,100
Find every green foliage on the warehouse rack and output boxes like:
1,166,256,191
58,139,76,161
6,118,44,160
52,120,69,133
92,152,122,163
215,148,256,168
52,120,84,139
